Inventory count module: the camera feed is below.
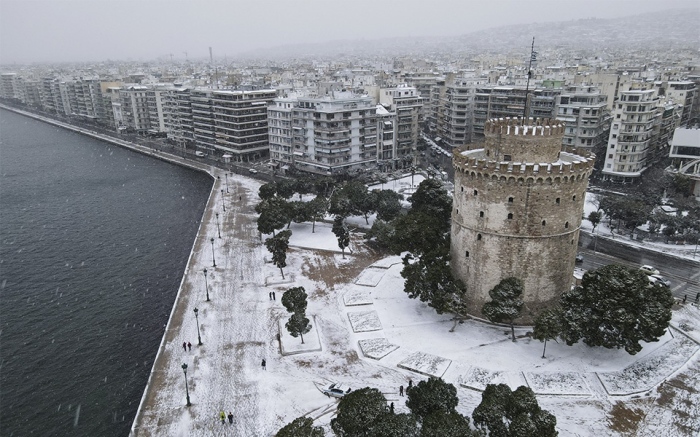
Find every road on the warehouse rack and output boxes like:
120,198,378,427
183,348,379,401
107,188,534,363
578,232,700,301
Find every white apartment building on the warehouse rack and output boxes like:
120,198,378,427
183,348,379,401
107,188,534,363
555,85,611,151
602,87,660,182
119,85,152,133
659,81,697,127
270,92,377,175
379,85,424,167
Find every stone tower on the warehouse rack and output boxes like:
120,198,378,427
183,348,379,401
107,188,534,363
450,117,595,323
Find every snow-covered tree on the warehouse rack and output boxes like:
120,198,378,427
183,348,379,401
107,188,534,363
368,413,419,437
472,384,557,437
281,286,308,315
285,312,311,344
482,277,524,342
400,252,467,317
332,215,350,258
405,377,458,420
275,416,324,437
331,388,387,436
559,264,674,355
264,230,291,279
420,411,477,437
532,308,562,358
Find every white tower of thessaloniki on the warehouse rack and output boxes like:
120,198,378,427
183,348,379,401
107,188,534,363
450,117,595,323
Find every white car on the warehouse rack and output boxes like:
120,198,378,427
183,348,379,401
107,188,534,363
322,383,352,398
639,265,660,276
649,274,671,287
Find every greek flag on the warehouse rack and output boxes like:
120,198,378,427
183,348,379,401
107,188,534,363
531,51,538,62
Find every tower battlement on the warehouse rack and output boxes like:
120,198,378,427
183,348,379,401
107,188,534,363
485,117,565,137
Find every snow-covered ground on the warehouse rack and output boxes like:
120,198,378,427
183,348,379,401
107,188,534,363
131,171,700,437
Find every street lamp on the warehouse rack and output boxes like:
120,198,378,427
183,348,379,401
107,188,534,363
221,189,226,212
215,213,221,239
203,268,210,302
181,363,191,406
225,172,229,193
210,238,216,267
194,307,202,345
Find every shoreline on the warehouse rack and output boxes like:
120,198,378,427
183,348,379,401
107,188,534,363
0,104,222,435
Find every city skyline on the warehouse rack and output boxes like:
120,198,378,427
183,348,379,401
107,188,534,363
0,0,698,64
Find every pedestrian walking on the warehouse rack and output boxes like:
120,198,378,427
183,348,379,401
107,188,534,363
261,358,266,370
407,379,413,392
187,342,192,351
269,292,273,300
228,412,233,424
239,196,242,201
182,342,187,352
390,402,394,414
219,410,226,424
272,291,276,300
399,385,404,396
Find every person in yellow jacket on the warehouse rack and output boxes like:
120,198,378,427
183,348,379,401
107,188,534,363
219,410,226,424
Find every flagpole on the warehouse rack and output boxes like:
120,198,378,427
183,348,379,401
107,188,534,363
522,37,536,125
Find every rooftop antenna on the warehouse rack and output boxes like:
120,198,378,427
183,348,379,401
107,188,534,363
522,37,536,125
209,47,213,64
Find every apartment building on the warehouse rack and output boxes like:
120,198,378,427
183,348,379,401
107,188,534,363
659,81,697,127
473,85,560,139
602,86,660,182
268,96,295,170
190,88,277,161
430,75,485,147
119,85,152,133
270,92,377,175
379,85,423,166
555,85,611,151
162,87,194,147
0,73,25,103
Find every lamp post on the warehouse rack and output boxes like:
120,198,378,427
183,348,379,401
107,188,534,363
225,172,229,193
215,213,221,239
221,189,226,212
194,307,202,345
210,238,216,267
203,268,210,302
181,363,191,406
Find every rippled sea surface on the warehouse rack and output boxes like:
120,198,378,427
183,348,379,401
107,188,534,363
0,109,212,436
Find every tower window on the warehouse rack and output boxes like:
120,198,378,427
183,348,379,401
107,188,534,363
555,197,560,204
461,186,464,192
465,251,470,258
507,213,513,220
473,189,478,196
477,234,482,241
508,197,513,203
565,221,569,228
572,195,577,201
503,154,512,162
456,209,459,215
479,211,484,218
542,220,546,226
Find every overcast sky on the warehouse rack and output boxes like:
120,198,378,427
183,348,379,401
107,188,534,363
0,0,697,64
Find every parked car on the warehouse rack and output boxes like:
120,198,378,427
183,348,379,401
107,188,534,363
195,151,205,157
649,274,671,287
248,168,258,174
639,265,660,276
575,253,584,263
322,383,352,398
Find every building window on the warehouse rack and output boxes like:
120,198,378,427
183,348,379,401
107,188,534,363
456,209,459,215
556,197,560,204
542,220,546,226
473,190,478,195
565,221,569,228
479,211,484,218
508,197,513,203
461,186,464,192
503,154,512,162
572,195,576,201
507,213,513,220
465,251,470,258
477,234,482,241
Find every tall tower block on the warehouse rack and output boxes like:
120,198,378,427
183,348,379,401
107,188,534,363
450,117,595,322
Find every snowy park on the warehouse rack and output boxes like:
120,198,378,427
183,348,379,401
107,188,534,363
130,171,700,437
